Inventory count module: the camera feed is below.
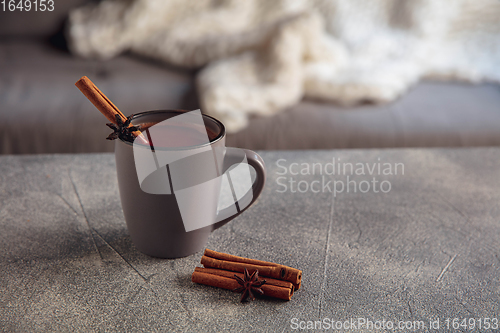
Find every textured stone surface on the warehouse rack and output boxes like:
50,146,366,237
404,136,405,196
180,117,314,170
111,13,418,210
1,149,499,331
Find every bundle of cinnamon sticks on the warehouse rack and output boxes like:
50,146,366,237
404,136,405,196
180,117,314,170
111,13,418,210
192,249,302,301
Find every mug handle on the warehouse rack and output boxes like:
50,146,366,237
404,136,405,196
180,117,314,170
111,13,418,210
213,148,266,229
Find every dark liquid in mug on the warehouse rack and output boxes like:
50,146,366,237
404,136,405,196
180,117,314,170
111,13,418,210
138,121,219,148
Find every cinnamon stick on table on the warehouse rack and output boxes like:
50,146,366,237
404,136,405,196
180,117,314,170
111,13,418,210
202,249,302,289
75,76,148,144
192,249,302,301
194,267,294,290
191,270,292,301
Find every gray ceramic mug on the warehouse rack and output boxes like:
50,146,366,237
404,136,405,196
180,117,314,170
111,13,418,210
115,110,266,258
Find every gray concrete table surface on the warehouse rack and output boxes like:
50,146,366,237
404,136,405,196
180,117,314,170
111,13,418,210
1,148,499,332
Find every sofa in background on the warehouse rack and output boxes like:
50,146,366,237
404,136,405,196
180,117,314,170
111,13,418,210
1,2,500,154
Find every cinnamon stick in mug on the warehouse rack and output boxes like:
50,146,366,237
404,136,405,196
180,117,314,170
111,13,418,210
75,76,148,144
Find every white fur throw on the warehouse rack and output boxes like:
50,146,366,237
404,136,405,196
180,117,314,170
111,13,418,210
67,0,500,132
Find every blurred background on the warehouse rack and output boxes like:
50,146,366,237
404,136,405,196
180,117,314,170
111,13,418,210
1,0,499,154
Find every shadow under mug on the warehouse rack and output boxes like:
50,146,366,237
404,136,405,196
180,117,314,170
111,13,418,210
115,110,266,258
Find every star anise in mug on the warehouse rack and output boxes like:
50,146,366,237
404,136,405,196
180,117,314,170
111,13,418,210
233,268,266,302
106,114,139,142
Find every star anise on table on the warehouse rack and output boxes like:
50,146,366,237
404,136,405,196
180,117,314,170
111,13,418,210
233,268,266,302
106,114,140,142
